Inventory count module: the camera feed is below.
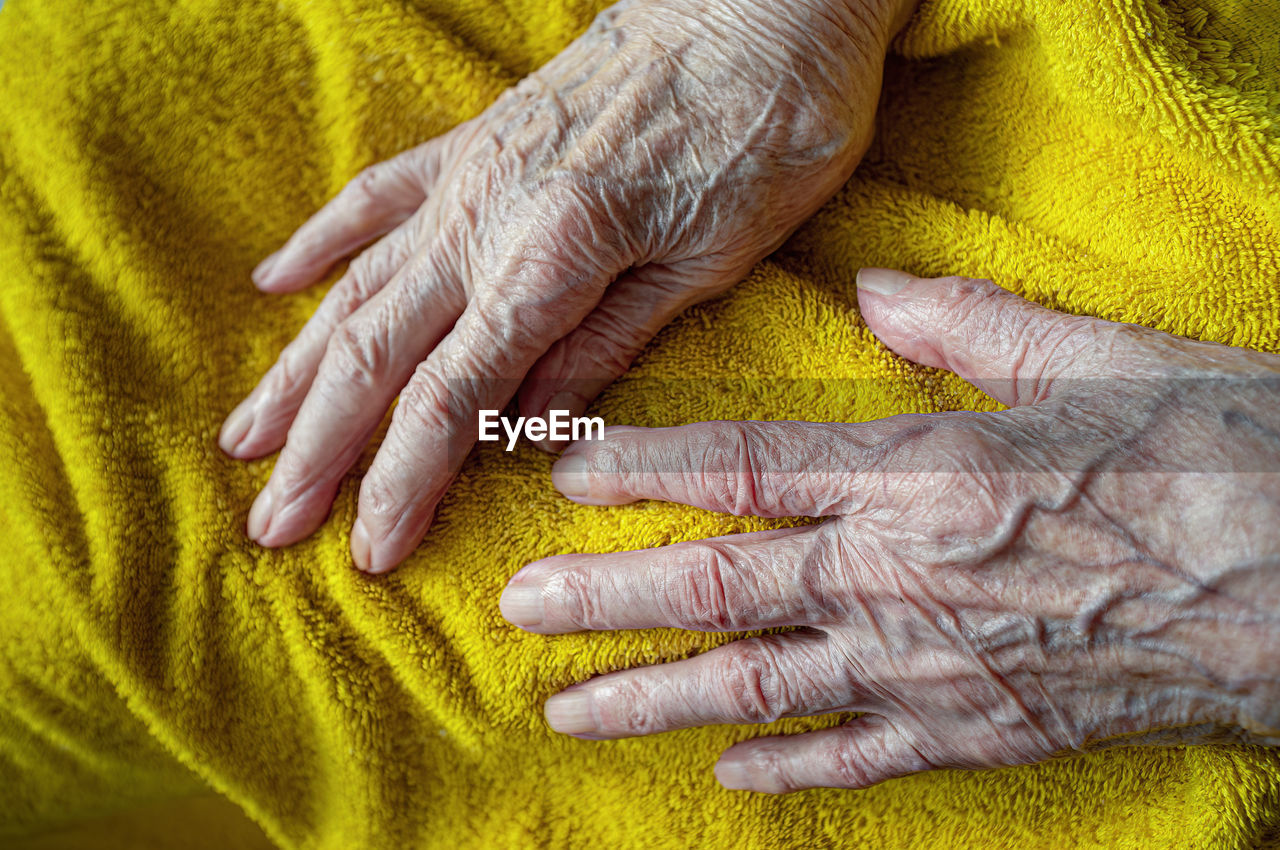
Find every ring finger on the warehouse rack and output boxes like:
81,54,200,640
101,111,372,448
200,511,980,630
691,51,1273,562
245,240,466,548
502,524,844,634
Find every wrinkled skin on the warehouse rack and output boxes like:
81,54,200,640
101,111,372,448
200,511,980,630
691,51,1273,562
220,0,916,573
501,270,1280,793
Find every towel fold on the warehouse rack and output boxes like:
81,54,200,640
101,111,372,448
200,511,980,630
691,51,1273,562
1,0,1279,846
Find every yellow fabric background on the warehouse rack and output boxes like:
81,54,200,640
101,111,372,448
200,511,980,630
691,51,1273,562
1,0,1279,846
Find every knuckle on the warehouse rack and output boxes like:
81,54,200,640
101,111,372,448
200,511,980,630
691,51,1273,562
738,746,798,793
1004,314,1092,404
930,417,1000,472
936,278,1089,405
265,347,311,400
330,275,372,319
692,423,767,515
357,460,440,538
937,275,996,310
358,474,400,526
505,176,628,284
675,543,738,630
347,165,384,205
915,421,1015,528
728,426,766,516
597,676,665,736
566,321,643,378
574,440,615,478
828,742,877,789
716,642,785,725
460,298,546,361
576,438,643,493
1106,321,1174,376
356,471,430,541
384,148,425,190
936,276,1020,345
548,567,611,630
271,440,343,501
397,368,458,437
345,252,383,300
323,320,389,389
587,4,623,34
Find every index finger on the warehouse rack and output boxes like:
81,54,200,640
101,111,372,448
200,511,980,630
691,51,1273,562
548,418,950,517
253,141,446,292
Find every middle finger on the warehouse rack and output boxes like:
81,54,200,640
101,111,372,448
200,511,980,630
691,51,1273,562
502,524,844,634
246,245,465,547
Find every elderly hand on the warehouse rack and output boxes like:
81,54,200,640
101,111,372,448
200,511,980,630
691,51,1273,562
219,0,917,573
502,268,1280,793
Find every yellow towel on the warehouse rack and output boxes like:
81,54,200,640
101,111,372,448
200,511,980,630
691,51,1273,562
2,0,1279,846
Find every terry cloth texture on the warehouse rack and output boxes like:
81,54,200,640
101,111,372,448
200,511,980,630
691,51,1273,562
2,0,1280,847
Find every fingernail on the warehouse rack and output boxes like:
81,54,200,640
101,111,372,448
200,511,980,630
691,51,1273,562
856,267,916,297
247,487,275,543
551,453,590,500
510,557,549,583
218,402,256,456
536,390,587,453
350,518,372,572
252,250,283,288
499,583,544,627
545,689,597,736
545,390,585,419
715,757,755,791
365,539,401,575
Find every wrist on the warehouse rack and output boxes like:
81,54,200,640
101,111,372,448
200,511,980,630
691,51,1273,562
1112,558,1280,744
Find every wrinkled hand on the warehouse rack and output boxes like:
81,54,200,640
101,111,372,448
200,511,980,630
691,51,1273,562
220,0,915,573
502,269,1280,793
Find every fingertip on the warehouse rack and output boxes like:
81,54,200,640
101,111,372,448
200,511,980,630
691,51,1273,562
355,505,435,574
251,249,284,290
498,583,545,628
543,389,587,419
854,268,937,337
219,401,255,457
364,534,409,575
224,429,285,461
854,269,955,370
246,477,344,549
714,757,758,792
714,741,798,794
350,518,372,572
550,452,591,501
365,552,401,575
518,386,591,454
544,688,599,737
533,389,589,453
252,252,323,294
855,267,917,298
246,487,274,543
353,523,412,575
220,407,290,460
549,450,628,506
550,426,654,504
253,267,315,294
530,438,569,455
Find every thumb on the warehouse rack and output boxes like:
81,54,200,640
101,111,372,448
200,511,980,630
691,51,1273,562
854,269,1151,407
